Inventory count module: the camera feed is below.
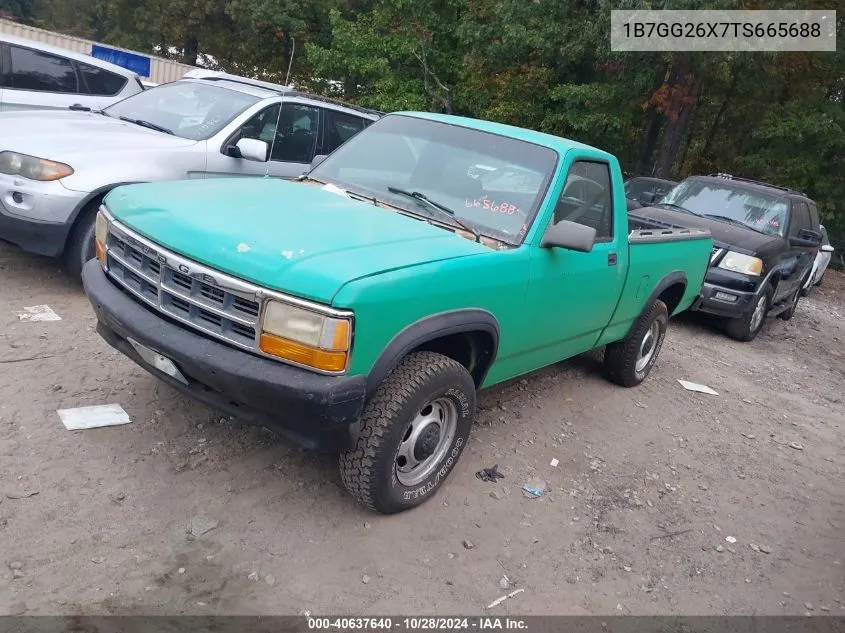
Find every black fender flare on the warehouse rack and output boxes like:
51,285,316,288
625,270,687,339
365,309,500,397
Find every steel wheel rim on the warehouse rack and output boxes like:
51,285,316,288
395,397,458,487
635,321,660,373
750,295,767,331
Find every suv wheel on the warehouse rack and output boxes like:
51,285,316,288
339,351,475,514
725,285,771,342
63,203,98,282
779,279,804,321
603,299,668,387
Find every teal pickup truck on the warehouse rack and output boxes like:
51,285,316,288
82,112,712,514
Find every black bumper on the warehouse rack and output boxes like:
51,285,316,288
693,281,757,318
0,208,70,257
82,260,366,452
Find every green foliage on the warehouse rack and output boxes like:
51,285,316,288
9,0,845,256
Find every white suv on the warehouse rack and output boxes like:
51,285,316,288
0,34,143,112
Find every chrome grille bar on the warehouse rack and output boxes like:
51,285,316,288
104,223,261,351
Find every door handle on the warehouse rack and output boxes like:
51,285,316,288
608,252,618,266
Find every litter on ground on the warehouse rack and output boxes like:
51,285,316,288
57,404,132,430
16,305,61,322
677,379,719,395
475,465,505,482
486,588,525,610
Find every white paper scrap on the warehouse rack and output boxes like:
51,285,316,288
17,305,61,322
677,379,719,396
57,404,131,430
550,458,560,468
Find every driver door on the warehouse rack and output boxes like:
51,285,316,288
204,102,321,180
521,156,627,369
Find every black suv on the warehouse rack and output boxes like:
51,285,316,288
629,174,822,341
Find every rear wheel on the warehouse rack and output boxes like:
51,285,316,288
62,203,98,282
339,351,475,514
725,285,771,342
604,299,669,387
779,280,803,321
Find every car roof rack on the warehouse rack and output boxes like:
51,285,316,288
707,173,806,196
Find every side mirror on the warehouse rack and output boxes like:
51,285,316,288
540,220,596,253
310,154,328,171
789,234,821,248
821,244,835,253
231,138,269,162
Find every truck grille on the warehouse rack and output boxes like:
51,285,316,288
104,222,262,351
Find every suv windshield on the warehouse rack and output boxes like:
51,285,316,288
104,81,260,141
309,114,558,244
659,179,789,236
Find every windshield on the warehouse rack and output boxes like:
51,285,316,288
104,81,260,141
309,114,558,244
658,179,789,236
625,178,674,201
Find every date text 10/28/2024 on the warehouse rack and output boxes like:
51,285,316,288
305,617,529,631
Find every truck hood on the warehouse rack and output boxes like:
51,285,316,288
632,205,781,254
0,110,197,162
104,178,490,304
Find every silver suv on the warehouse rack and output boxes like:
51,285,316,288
0,70,381,279
0,34,144,111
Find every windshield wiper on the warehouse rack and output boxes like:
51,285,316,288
702,214,767,234
118,116,173,135
387,186,481,242
657,202,695,214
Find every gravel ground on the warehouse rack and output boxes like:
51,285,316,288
1,241,843,617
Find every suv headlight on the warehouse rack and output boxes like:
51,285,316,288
717,251,763,276
259,300,352,372
0,151,73,181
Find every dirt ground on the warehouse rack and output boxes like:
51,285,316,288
0,240,843,617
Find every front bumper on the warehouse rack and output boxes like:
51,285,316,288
82,260,367,452
691,267,762,318
0,174,87,257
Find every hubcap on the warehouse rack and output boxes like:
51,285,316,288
395,397,458,487
750,295,767,331
635,321,661,373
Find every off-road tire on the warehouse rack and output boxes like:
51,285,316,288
603,299,669,388
62,203,98,282
779,279,804,321
339,351,475,515
725,284,772,342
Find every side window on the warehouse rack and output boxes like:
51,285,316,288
78,62,127,96
235,104,281,145
553,160,614,241
0,45,10,88
323,109,367,154
272,103,319,163
806,201,820,231
789,201,811,236
9,45,78,93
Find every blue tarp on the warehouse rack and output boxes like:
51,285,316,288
90,44,151,77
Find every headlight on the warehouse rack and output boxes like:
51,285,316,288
0,151,73,181
717,251,763,276
94,208,109,266
259,300,351,372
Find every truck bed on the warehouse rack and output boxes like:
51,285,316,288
628,212,711,244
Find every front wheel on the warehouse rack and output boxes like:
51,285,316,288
725,285,771,342
339,351,475,514
603,299,669,387
62,205,97,282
